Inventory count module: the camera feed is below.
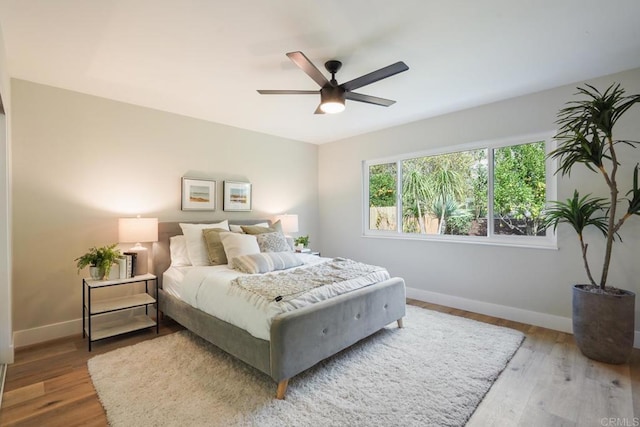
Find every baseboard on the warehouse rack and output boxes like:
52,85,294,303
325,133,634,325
406,286,640,349
13,318,82,348
13,309,148,348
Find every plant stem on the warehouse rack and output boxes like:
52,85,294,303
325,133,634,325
612,212,631,235
579,235,597,286
600,136,619,289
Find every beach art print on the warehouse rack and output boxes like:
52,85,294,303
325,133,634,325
181,178,216,211
223,181,252,211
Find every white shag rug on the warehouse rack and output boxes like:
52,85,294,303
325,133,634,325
88,305,523,426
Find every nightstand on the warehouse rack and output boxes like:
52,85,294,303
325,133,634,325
82,273,159,351
296,249,321,256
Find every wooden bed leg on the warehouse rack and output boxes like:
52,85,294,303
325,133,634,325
276,379,289,400
397,318,404,328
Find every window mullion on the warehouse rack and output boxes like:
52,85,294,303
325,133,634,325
396,160,403,233
363,162,370,233
487,147,495,238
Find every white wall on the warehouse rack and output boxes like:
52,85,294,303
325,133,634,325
0,22,13,363
10,79,318,345
318,68,640,336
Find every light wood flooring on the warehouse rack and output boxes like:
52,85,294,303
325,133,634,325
0,301,638,426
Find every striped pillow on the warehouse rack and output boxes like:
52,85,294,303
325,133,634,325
233,252,303,274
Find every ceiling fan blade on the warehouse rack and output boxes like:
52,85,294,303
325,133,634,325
345,92,396,107
314,105,325,115
257,90,318,95
341,61,409,91
286,51,329,88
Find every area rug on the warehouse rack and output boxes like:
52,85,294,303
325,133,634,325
88,305,523,426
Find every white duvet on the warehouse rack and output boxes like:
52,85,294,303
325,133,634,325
163,254,390,340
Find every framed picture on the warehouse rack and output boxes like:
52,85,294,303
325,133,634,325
181,177,216,211
223,181,252,211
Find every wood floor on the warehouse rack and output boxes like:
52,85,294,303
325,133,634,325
0,301,638,426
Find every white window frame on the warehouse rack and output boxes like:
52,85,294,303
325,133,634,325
362,132,557,249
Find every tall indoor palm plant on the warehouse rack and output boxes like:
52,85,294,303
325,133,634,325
545,83,640,364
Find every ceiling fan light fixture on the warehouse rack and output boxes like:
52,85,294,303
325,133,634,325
320,87,345,114
320,100,345,114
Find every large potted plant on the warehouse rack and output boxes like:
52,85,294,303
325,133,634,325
545,83,640,364
75,244,121,280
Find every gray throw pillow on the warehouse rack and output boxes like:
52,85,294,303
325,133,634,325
256,232,291,253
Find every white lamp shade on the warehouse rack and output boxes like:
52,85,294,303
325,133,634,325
274,214,299,234
118,217,158,243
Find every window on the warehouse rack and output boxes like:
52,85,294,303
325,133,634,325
368,162,397,231
364,133,556,247
493,142,547,236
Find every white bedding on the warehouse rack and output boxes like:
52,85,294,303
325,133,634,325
162,254,390,340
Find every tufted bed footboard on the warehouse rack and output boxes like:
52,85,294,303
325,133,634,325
158,277,406,398
269,277,406,397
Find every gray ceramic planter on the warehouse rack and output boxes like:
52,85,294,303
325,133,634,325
572,284,635,364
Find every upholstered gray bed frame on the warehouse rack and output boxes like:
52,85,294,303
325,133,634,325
153,220,406,399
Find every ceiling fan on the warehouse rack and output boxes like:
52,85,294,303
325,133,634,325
257,51,409,114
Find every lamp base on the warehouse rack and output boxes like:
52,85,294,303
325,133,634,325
126,244,149,276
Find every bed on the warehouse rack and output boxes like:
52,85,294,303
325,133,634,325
153,220,406,399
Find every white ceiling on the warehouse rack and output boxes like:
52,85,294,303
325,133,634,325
1,1,640,144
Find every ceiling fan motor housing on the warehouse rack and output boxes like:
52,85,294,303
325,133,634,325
321,85,345,101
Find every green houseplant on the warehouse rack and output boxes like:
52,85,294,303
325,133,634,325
294,235,309,248
545,83,640,364
75,244,121,280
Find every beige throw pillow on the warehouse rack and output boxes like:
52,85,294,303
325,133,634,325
229,222,269,233
202,228,230,265
179,220,230,266
241,219,283,235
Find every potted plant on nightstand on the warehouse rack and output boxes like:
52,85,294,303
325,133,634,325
544,83,640,364
294,235,309,252
75,244,121,280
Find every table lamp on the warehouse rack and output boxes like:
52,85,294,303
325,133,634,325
118,217,158,276
274,214,299,237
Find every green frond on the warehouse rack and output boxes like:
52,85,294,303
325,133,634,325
543,190,609,237
550,83,640,177
626,164,640,216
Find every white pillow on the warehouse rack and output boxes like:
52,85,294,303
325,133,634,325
179,221,230,266
229,222,269,233
229,224,243,233
219,232,260,268
169,235,191,266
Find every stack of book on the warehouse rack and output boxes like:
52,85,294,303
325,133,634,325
115,252,138,279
